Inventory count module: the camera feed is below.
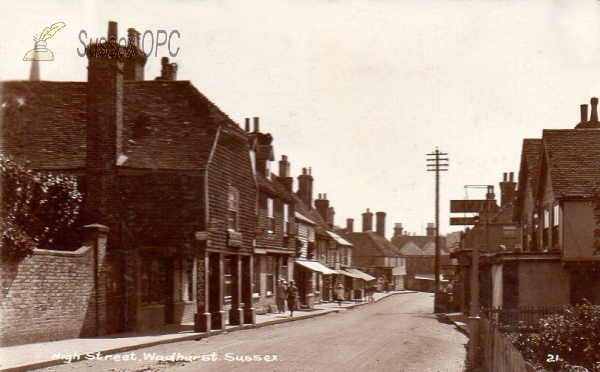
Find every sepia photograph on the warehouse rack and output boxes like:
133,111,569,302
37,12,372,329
1,0,600,371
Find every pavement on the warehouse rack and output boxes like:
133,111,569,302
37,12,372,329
445,312,470,335
0,291,415,372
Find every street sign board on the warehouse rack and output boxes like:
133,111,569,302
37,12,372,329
450,217,479,225
450,199,497,213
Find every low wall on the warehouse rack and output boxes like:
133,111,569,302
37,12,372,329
0,246,97,346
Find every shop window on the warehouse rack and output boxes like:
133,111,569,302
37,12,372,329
141,256,169,305
253,257,260,295
266,256,274,296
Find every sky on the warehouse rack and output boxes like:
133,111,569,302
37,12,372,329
2,0,600,239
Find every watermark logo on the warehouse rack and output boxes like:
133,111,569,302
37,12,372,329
78,29,180,58
23,22,66,61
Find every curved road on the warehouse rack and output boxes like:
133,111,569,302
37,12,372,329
37,292,466,372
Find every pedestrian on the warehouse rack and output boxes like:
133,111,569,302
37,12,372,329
276,279,287,313
335,283,345,306
286,280,299,317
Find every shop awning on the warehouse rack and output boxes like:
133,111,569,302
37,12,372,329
344,268,376,282
295,260,337,275
326,231,353,247
336,269,363,279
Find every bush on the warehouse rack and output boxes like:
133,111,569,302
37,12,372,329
510,301,600,371
1,152,82,261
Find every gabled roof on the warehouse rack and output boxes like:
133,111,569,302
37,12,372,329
257,174,296,203
0,80,242,171
515,138,542,220
538,129,600,197
342,231,402,259
399,241,422,255
391,234,447,251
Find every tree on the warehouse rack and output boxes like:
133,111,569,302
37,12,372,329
1,152,82,261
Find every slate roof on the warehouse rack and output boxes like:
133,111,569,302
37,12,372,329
522,139,542,191
0,80,242,171
540,129,600,197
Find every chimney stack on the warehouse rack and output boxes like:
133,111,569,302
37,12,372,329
85,21,125,243
276,155,293,192
362,208,373,232
376,212,386,238
394,223,403,237
156,57,177,81
347,218,354,233
486,185,495,200
426,223,435,237
328,205,335,228
499,171,517,206
297,167,314,208
580,104,589,125
315,193,330,224
124,28,146,81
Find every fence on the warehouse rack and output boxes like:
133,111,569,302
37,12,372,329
483,306,565,329
478,313,536,372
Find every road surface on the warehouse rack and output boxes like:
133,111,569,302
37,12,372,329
36,292,467,372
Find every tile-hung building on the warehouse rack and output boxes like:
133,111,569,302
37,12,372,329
1,22,258,335
291,172,339,307
246,122,297,313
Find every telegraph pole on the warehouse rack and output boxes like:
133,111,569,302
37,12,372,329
427,148,449,313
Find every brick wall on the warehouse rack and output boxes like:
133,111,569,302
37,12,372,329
1,246,97,346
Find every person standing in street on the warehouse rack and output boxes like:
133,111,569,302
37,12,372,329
286,280,299,317
276,279,287,313
335,283,345,306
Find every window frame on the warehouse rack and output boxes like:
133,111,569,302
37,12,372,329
227,187,239,231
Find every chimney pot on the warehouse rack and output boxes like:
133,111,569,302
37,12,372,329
347,218,354,232
509,172,514,182
245,118,250,132
376,211,386,237
591,97,598,122
108,21,118,40
362,209,374,232
581,104,589,125
503,172,507,182
253,117,260,132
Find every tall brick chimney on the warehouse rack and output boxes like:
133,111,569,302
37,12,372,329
499,172,517,206
346,218,354,233
85,21,124,242
426,223,435,237
362,208,373,232
276,155,293,192
123,28,146,81
315,193,330,225
394,223,403,237
297,167,314,209
376,212,386,237
328,206,335,228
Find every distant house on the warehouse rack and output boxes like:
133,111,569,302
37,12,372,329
341,210,406,291
391,223,451,291
1,22,259,343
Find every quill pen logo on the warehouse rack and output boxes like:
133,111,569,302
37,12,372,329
23,22,66,61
